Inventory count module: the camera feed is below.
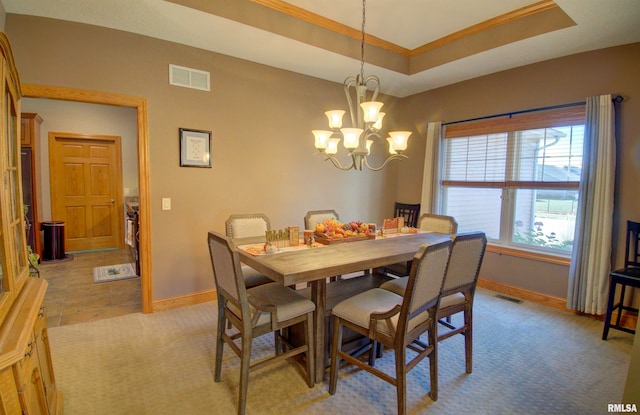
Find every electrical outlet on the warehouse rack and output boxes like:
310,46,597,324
161,198,171,211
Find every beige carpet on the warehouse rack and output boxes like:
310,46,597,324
47,288,634,415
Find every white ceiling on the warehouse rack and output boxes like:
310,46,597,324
3,0,640,97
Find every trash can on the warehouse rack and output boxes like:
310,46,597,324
41,221,66,261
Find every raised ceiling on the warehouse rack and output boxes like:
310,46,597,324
3,0,640,97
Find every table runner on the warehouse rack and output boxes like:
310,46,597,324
238,230,430,256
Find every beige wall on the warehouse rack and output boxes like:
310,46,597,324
6,13,640,303
6,15,397,300
395,42,640,298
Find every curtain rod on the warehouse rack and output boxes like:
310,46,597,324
442,95,624,126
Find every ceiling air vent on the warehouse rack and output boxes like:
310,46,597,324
169,64,210,91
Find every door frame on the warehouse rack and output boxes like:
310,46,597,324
22,84,153,313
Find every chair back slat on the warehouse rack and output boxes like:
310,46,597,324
226,213,271,238
405,240,451,317
418,213,458,236
304,209,339,230
208,231,243,303
625,220,640,268
442,232,487,294
394,202,420,228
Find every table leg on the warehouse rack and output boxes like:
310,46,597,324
311,279,326,383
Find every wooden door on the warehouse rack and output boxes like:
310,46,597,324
49,133,124,252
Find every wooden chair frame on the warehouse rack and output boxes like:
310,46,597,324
208,231,314,415
394,202,420,228
383,213,458,278
602,220,640,339
435,232,487,374
329,240,452,415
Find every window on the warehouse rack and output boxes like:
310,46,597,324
438,106,585,255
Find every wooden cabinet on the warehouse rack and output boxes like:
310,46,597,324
0,279,62,415
20,114,41,147
0,32,62,415
21,114,43,257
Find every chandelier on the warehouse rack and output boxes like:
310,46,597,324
312,0,411,171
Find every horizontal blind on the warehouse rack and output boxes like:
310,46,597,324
444,106,585,138
442,106,585,190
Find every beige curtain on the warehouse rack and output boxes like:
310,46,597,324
420,121,442,215
567,94,616,315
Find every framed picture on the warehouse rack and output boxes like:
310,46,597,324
179,128,212,168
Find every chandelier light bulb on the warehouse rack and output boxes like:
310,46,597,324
312,130,333,150
388,131,412,152
373,112,385,130
340,128,364,149
325,110,345,129
360,101,383,123
386,137,398,155
326,138,341,155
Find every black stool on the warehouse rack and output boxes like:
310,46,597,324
602,220,640,340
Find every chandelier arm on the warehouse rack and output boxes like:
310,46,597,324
343,77,358,127
364,130,381,140
324,154,356,171
363,75,380,101
362,154,408,171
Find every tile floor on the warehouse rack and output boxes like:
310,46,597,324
39,248,141,327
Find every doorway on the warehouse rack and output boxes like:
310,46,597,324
23,84,152,314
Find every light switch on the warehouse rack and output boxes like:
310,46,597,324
162,198,171,211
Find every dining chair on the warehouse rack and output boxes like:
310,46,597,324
208,231,315,415
418,213,458,235
382,213,458,278
394,202,420,228
304,209,340,230
225,213,273,289
329,239,452,415
602,220,640,340
379,232,487,374
303,209,359,282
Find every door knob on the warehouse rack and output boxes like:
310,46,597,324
110,199,115,203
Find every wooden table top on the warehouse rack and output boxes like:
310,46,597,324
236,232,450,286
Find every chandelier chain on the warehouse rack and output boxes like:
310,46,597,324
360,0,366,80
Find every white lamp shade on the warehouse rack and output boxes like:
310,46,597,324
388,131,411,152
312,130,333,150
360,101,383,123
340,128,363,149
386,137,398,154
325,110,345,129
326,138,341,155
372,112,385,130
365,139,373,155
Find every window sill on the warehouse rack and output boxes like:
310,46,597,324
486,244,571,266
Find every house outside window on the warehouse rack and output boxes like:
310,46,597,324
438,106,585,256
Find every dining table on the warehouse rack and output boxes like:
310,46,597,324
235,231,451,384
